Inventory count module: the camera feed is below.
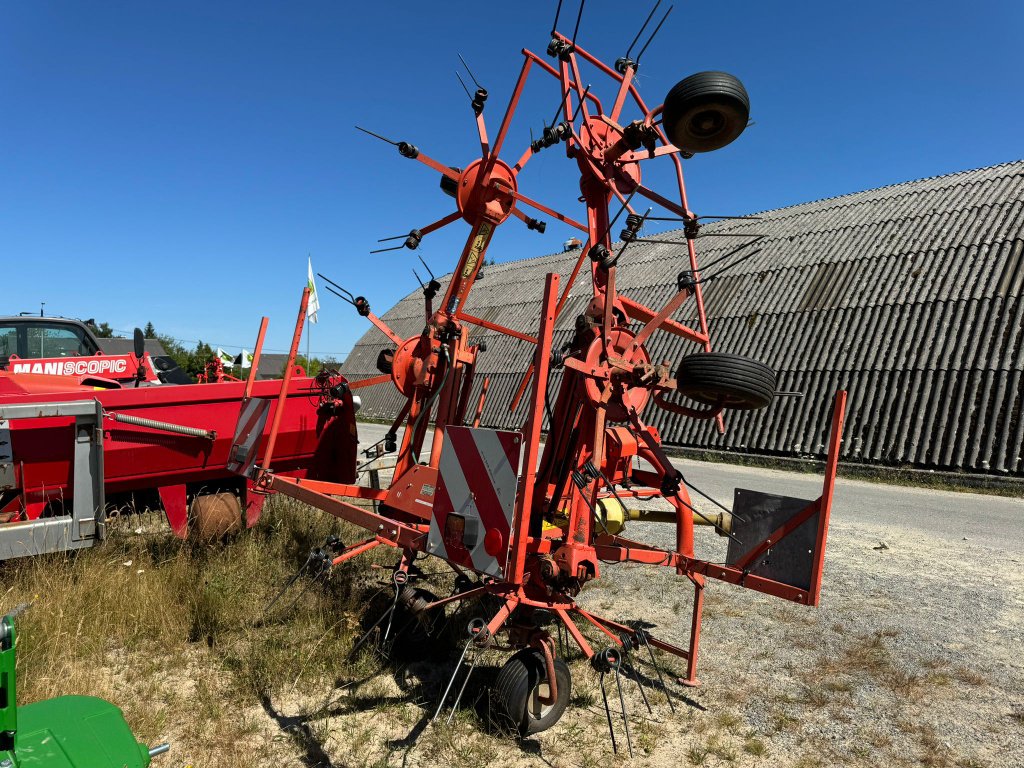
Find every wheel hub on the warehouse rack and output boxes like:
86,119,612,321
580,328,652,422
528,682,555,720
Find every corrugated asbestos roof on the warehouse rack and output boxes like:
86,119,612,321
342,161,1024,474
255,353,291,379
99,339,168,357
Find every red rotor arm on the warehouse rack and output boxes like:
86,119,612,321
619,296,708,345
419,210,462,237
364,311,402,347
496,182,588,234
411,150,460,182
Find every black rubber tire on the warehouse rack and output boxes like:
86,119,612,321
354,586,441,662
662,71,749,153
392,587,440,654
676,352,776,410
494,649,571,735
376,349,394,375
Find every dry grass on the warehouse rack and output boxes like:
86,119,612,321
2,498,642,767
743,736,767,756
3,496,379,766
2,493,1017,767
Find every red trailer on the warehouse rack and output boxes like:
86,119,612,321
0,319,358,559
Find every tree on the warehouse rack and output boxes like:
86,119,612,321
88,321,115,338
193,341,214,375
157,335,192,378
143,322,156,339
287,355,342,378
156,335,214,382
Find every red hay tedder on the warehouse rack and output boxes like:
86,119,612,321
239,2,846,747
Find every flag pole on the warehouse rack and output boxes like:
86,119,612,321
306,254,311,373
305,253,319,374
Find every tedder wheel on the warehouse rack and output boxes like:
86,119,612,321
494,649,571,735
662,71,749,153
362,586,441,664
394,586,440,651
190,492,243,541
676,352,776,410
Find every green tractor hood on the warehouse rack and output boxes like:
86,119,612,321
0,609,167,768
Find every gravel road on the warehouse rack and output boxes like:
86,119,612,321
338,420,1023,767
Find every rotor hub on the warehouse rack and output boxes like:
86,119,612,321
456,158,518,225
391,336,439,397
579,118,641,197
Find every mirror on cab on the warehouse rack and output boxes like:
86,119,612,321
133,328,147,387
133,328,145,359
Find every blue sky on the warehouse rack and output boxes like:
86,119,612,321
2,1,1021,359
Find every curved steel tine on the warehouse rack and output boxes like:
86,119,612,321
624,645,653,715
446,651,480,725
347,604,394,661
639,630,675,712
432,638,474,723
599,671,618,754
614,667,634,758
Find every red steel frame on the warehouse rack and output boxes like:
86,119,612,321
252,28,847,687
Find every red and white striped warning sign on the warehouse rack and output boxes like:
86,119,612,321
226,398,272,475
427,426,522,578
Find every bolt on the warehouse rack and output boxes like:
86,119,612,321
378,524,384,531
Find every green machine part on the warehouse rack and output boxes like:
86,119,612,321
0,611,167,768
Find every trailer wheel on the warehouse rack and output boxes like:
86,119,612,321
662,71,749,153
494,649,571,735
676,352,776,410
191,492,243,541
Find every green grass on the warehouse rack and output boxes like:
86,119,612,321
2,497,643,766
743,736,767,756
9,489,951,767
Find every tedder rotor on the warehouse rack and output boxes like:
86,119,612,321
235,2,847,745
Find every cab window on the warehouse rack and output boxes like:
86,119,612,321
0,325,16,361
0,323,98,360
28,325,94,358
